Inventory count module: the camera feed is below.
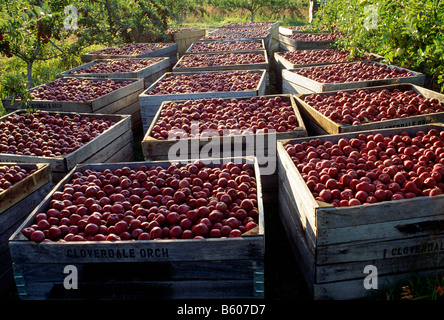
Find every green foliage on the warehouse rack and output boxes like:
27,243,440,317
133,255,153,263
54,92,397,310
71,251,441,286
76,0,172,46
313,0,444,92
0,71,30,114
208,0,305,22
0,0,178,90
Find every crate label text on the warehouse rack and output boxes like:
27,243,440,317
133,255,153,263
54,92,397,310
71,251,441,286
384,240,444,258
65,247,169,260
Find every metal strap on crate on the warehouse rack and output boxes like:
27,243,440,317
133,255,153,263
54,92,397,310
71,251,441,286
254,269,265,297
14,273,27,297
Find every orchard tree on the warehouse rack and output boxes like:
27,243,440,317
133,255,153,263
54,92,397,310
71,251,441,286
0,0,81,89
312,0,444,92
208,0,305,22
209,0,284,22
76,0,173,46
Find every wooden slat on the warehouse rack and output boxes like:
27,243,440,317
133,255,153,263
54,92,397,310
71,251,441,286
15,278,260,300
316,245,444,283
313,266,444,300
277,191,315,295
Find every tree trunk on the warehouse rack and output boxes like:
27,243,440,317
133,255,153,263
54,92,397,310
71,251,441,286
250,12,254,22
26,60,34,89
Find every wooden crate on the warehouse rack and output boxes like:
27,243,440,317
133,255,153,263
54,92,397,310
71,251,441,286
172,50,270,91
81,43,178,69
8,157,265,300
203,30,273,56
0,110,133,182
274,50,383,93
185,39,266,55
173,50,269,73
277,124,444,300
0,163,53,296
294,83,444,135
166,28,207,57
56,58,171,89
282,62,426,95
138,69,268,135
2,78,144,131
279,33,337,51
141,94,307,204
218,21,279,54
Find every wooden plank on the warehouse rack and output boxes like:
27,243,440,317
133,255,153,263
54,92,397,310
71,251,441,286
114,100,141,130
294,83,444,134
313,266,444,300
277,171,317,255
317,214,444,246
14,260,261,283
277,191,315,295
282,77,316,95
80,129,134,165
316,247,444,283
316,234,444,265
282,62,426,93
14,278,260,300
